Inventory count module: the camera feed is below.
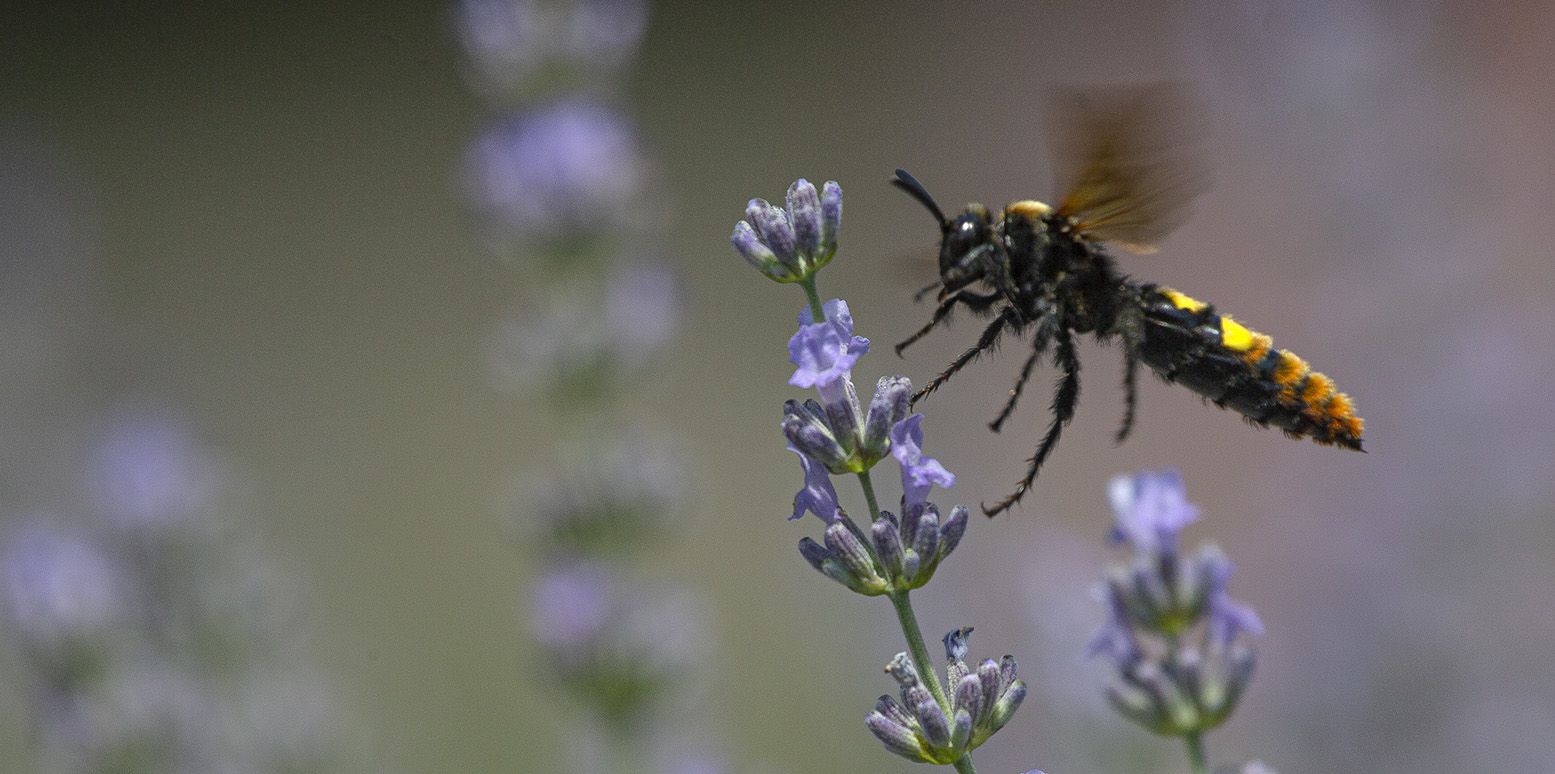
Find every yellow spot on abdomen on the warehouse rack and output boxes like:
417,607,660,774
1219,316,1254,351
1163,288,1207,313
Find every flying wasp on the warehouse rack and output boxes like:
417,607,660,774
893,85,1364,516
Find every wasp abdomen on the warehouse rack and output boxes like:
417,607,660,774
1136,286,1365,451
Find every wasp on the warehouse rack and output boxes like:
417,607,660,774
893,85,1364,516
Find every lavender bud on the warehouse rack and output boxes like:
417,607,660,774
817,557,860,590
950,707,973,750
782,401,849,473
976,659,1002,723
819,180,842,260
875,694,914,727
787,179,823,258
1000,654,1018,688
989,679,1027,732
746,198,797,266
824,522,885,595
797,537,829,571
901,547,921,582
911,506,940,568
870,519,905,582
859,375,911,465
904,683,934,710
866,710,926,761
730,221,782,278
953,673,984,724
914,699,952,747
937,505,969,560
820,380,863,461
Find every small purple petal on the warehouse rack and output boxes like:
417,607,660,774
788,445,841,523
1107,469,1199,555
890,414,955,506
788,299,870,390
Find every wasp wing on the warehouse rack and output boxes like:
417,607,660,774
1049,84,1209,253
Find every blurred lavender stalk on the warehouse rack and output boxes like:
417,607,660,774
455,2,725,772
2,411,358,773
1089,470,1264,774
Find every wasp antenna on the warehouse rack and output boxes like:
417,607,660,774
892,168,950,233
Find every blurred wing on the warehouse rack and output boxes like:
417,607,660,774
1050,83,1209,253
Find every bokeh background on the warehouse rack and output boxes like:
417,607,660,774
3,1,1554,772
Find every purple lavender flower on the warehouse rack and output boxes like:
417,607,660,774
1107,469,1198,556
788,444,841,523
866,644,1026,764
1090,470,1262,740
732,179,842,283
891,414,955,507
466,99,646,248
788,299,869,392
784,299,872,465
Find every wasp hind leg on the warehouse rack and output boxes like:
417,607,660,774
911,305,1020,405
983,327,1080,517
896,291,1001,357
1116,348,1138,443
989,320,1055,433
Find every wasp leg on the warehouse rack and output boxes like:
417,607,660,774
896,291,1001,357
911,305,1020,405
1116,348,1138,443
912,281,942,303
989,321,1055,433
983,327,1079,517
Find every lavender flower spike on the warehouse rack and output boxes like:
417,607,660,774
891,414,955,507
731,178,841,283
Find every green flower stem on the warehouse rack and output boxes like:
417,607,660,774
861,473,976,773
856,469,883,522
798,274,826,321
1185,731,1208,774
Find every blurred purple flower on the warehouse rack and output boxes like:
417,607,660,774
788,444,841,523
787,299,868,391
531,562,611,650
487,257,678,392
89,410,217,529
1206,555,1265,644
456,0,648,97
1106,469,1198,556
891,414,955,507
602,256,680,366
2,522,121,660
466,99,646,246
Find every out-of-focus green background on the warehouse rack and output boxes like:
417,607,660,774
4,1,1554,771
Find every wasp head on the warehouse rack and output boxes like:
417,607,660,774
938,204,994,293
892,169,996,296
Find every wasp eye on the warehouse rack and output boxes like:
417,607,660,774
943,215,984,263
